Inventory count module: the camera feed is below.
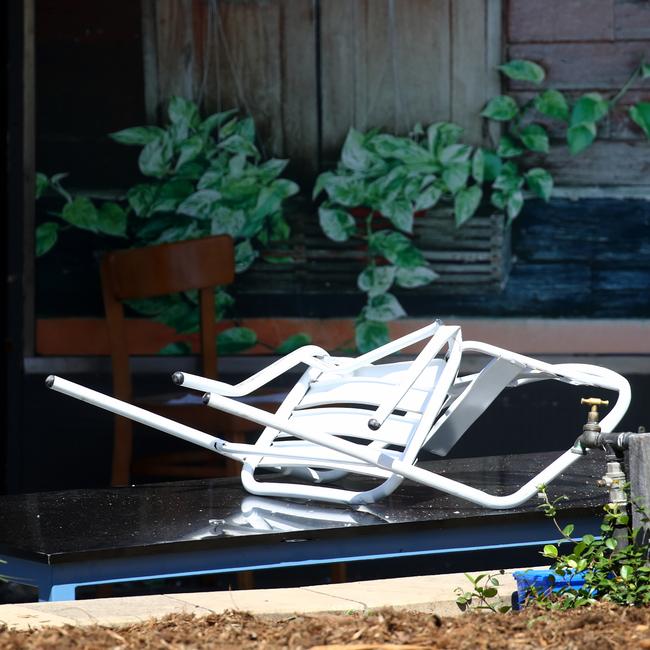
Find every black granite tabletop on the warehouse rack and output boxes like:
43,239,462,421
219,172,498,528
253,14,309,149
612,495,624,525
0,451,609,564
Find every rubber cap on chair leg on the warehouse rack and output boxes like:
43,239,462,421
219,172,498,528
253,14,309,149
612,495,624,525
45,375,55,388
202,393,211,405
171,372,184,385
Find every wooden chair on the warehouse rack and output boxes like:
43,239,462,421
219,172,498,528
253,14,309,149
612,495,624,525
100,235,237,486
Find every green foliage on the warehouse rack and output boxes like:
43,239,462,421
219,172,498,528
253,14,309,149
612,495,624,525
315,57,650,352
314,122,489,352
457,485,650,614
217,327,258,354
35,175,127,256
275,333,313,355
35,222,59,257
36,97,304,355
534,485,650,609
355,319,390,354
630,102,650,139
498,59,546,85
525,168,554,202
481,96,519,121
454,569,512,614
534,89,570,122
480,58,650,219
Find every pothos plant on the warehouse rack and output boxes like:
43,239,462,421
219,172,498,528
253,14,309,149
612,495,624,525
315,59,650,354
481,58,650,195
36,97,309,355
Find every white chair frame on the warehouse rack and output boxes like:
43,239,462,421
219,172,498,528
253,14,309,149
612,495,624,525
47,321,630,509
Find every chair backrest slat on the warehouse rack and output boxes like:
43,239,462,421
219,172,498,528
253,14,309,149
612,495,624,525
104,236,234,300
424,357,523,456
298,362,445,414
288,408,417,446
296,381,430,413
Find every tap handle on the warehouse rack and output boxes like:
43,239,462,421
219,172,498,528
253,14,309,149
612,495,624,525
581,397,609,408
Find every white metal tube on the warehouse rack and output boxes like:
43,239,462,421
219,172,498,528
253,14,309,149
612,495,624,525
46,376,222,453
371,326,459,428
205,390,581,508
173,345,333,397
389,448,584,509
340,321,442,373
462,344,631,433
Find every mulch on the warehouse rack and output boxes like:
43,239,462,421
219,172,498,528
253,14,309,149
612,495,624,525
1,605,650,649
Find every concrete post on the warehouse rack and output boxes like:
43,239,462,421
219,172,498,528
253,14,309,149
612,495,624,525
629,433,650,545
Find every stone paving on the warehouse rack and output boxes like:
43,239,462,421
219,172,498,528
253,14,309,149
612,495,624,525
0,571,522,631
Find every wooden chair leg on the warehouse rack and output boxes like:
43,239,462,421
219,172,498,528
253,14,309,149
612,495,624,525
236,571,255,590
330,563,347,583
111,417,133,486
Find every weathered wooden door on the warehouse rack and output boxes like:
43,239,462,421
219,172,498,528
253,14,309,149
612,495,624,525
142,0,502,180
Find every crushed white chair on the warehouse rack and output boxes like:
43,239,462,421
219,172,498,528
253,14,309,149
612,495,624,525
47,321,630,508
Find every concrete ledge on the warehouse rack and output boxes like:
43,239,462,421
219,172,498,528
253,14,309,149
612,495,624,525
0,570,521,630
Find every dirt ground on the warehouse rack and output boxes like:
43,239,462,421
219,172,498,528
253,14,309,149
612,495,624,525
1,605,650,649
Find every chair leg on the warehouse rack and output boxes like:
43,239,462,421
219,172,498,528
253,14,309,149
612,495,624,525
111,417,133,486
236,571,255,590
330,563,347,583
225,430,246,476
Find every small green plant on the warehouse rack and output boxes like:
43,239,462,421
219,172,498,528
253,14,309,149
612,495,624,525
36,97,307,354
454,569,512,613
455,483,650,613
316,59,650,353
536,484,650,609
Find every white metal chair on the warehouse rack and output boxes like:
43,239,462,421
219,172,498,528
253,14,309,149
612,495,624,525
47,321,631,508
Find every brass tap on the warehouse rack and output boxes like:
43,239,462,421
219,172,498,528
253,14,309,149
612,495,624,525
581,397,609,426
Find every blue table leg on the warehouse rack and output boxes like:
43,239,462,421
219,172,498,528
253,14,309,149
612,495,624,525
38,582,77,602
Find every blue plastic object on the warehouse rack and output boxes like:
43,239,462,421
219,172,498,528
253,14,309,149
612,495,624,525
513,569,587,609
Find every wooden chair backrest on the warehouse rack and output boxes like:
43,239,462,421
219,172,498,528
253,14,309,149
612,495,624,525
100,235,234,485
103,236,235,300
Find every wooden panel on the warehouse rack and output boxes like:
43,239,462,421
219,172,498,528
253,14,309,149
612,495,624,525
34,316,650,356
152,0,196,116
320,0,456,161
146,0,500,172
318,0,355,157
237,209,510,296
507,42,650,90
210,1,284,154
531,141,650,186
615,0,650,40
451,0,485,144
393,0,452,132
208,0,318,172
279,0,319,176
145,0,318,172
451,0,502,145
516,198,650,263
485,0,504,147
594,269,650,316
508,0,614,43
105,236,234,300
141,0,160,123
